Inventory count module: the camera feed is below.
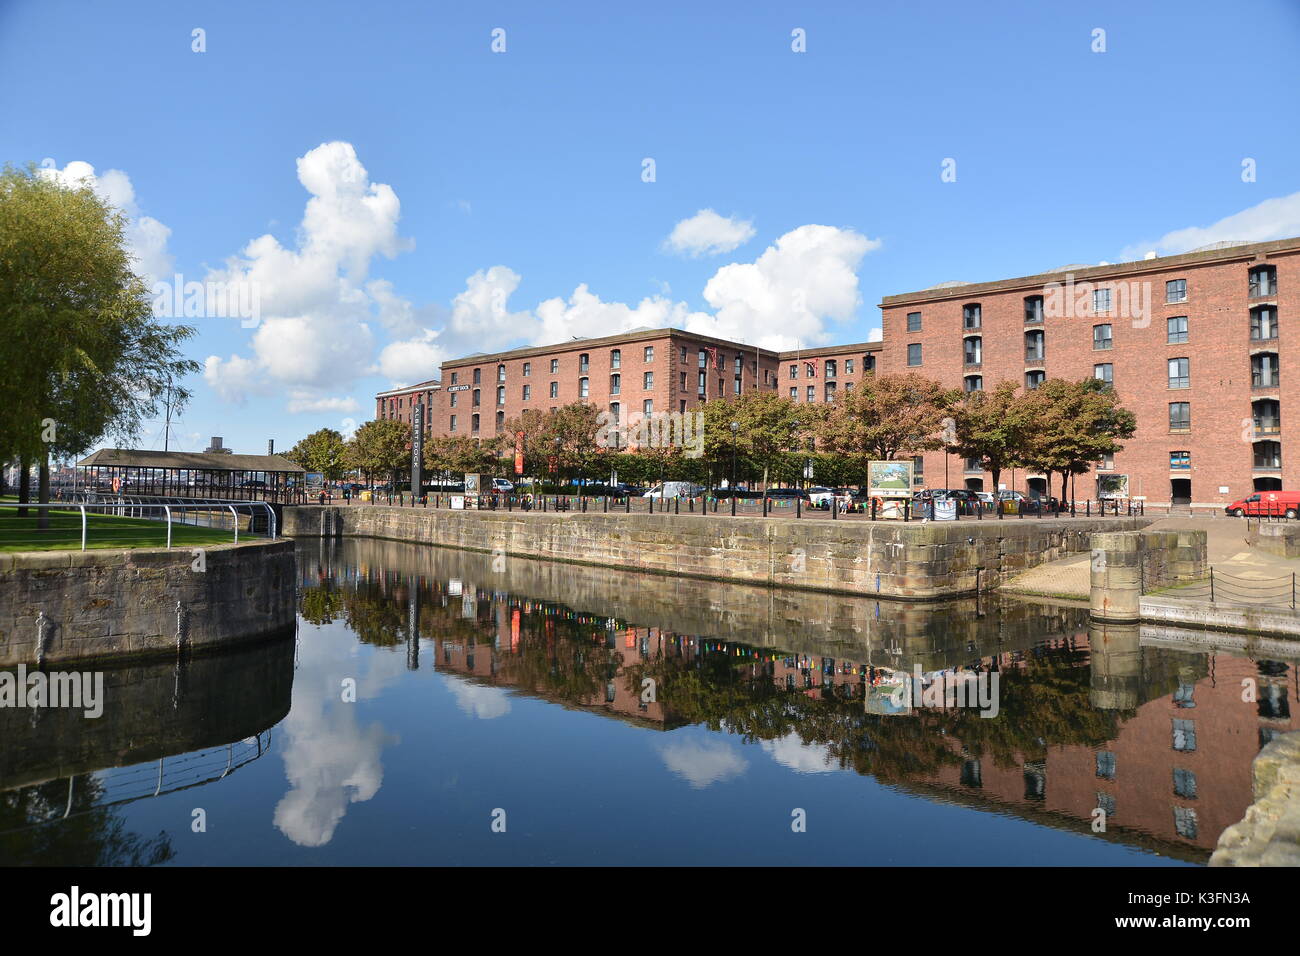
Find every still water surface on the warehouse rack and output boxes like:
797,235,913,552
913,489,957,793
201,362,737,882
2,537,1296,866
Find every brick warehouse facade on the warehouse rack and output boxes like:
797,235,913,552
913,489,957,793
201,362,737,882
376,327,882,443
880,237,1299,509
375,236,1297,508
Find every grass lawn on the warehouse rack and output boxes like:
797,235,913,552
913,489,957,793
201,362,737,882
0,507,239,552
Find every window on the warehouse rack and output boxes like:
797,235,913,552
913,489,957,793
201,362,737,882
1253,399,1280,434
1248,265,1277,297
1167,316,1188,344
549,381,558,399
1024,295,1044,323
1166,279,1187,304
788,364,797,379
1093,288,1111,314
1252,352,1280,387
1251,306,1277,340
1173,806,1199,840
806,385,815,402
450,371,459,385
964,375,983,392
495,410,504,431
1172,719,1197,752
449,393,458,408
963,336,982,366
699,350,708,369
845,358,855,374
497,364,506,382
472,388,481,407
907,343,922,366
735,377,743,395
864,354,876,372
642,400,652,415
825,359,837,378
962,303,981,329
1024,329,1044,362
734,355,743,374
679,371,686,390
550,359,559,374
823,382,836,401
790,387,797,399
449,414,457,432
964,456,982,473
805,362,815,378
609,373,620,395
1168,357,1189,389
1093,324,1112,349
1173,767,1197,800
609,402,620,424
579,377,589,398
1169,402,1191,431
1025,370,1045,389
1094,363,1113,384
1098,454,1114,471
1254,440,1282,469
1170,450,1190,470
579,353,590,373
470,368,480,385
496,386,505,405
643,371,653,389
906,311,922,332
522,362,530,377
699,371,707,394
522,384,531,401
610,349,620,369
644,346,654,363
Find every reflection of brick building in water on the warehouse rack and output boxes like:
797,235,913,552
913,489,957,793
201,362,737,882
913,631,1298,858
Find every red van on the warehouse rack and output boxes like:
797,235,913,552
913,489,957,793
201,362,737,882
1225,491,1300,518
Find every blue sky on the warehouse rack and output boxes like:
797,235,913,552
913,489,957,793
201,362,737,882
3,0,1299,455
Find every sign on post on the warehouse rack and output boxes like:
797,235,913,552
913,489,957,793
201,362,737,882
867,460,913,499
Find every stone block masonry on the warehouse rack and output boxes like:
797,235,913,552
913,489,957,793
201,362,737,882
284,505,1148,600
0,540,297,666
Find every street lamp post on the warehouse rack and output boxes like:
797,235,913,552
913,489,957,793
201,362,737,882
730,421,739,516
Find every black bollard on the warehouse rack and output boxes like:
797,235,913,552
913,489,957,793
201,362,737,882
674,497,679,515
797,497,801,519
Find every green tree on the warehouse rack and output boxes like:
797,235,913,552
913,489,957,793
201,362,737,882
950,381,1035,495
814,373,957,484
347,419,411,488
423,435,500,480
287,428,349,481
1021,379,1137,502
700,392,802,490
0,163,200,512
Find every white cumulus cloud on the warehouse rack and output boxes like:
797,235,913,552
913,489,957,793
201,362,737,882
663,208,756,257
1121,191,1300,260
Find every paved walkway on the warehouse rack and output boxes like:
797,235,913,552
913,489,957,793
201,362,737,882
1003,516,1300,600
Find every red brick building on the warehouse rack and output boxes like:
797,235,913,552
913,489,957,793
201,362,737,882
376,236,1297,507
376,327,882,443
880,237,1298,509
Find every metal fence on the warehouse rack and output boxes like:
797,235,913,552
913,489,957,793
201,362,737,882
334,491,1145,522
1144,565,1298,609
0,495,278,550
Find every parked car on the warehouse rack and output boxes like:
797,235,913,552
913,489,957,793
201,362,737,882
806,486,835,507
491,478,515,493
643,481,705,499
765,488,809,500
1226,491,1300,518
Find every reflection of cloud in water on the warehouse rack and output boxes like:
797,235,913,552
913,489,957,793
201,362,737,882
444,675,511,719
658,737,748,788
759,733,841,774
274,626,400,847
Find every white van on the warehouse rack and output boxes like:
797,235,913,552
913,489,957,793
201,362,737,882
643,481,704,499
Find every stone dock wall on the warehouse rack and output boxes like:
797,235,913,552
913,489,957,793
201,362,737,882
0,539,297,666
285,505,1147,600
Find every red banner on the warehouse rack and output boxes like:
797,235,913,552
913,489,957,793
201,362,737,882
705,346,721,371
514,431,525,475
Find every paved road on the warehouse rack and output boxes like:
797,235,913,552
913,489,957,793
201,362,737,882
1004,515,1300,600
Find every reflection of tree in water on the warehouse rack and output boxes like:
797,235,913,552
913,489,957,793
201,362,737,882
0,776,174,866
629,642,1126,782
300,580,345,626
499,612,624,704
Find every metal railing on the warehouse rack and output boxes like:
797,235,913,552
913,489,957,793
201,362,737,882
322,491,1145,522
1146,567,1298,610
0,495,277,550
